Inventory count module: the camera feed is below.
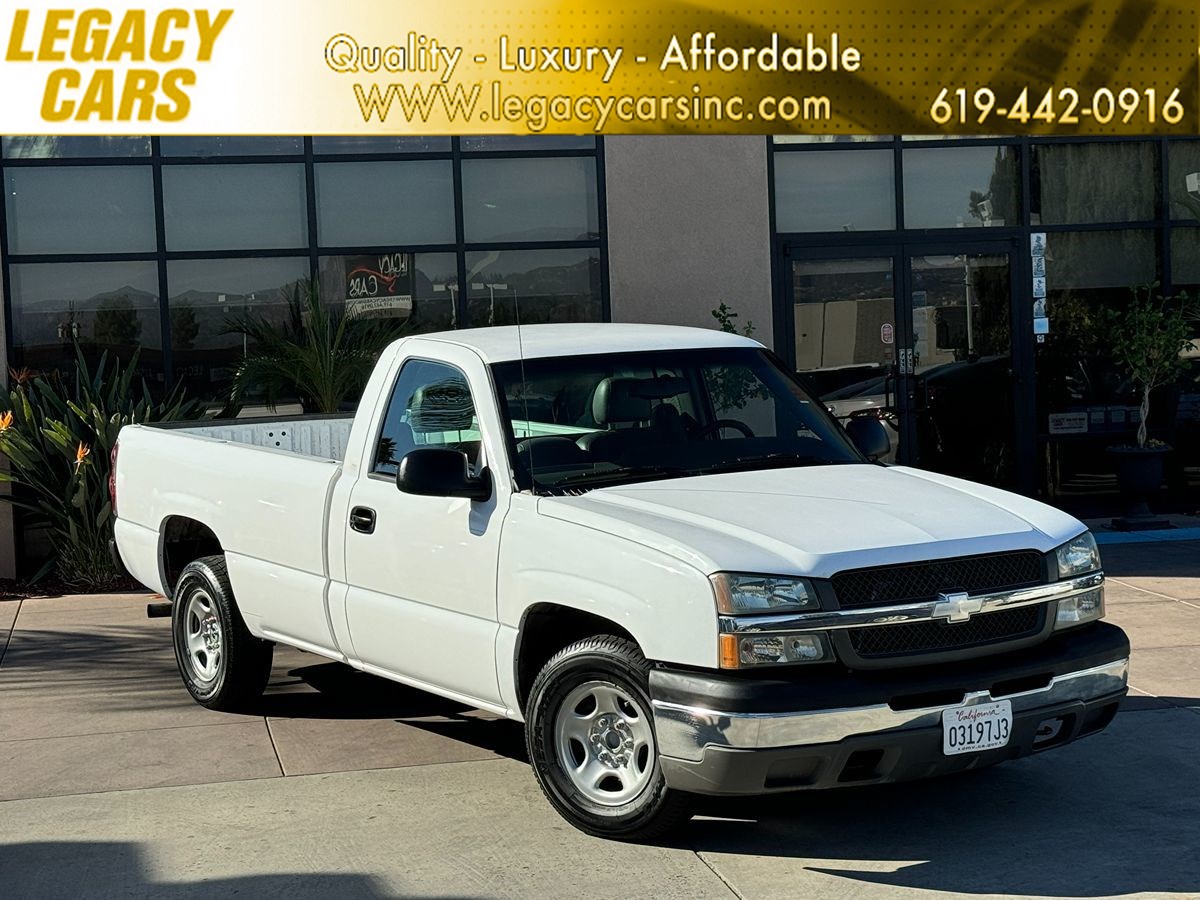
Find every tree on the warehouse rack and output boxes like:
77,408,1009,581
92,295,141,346
1107,284,1195,447
171,303,200,351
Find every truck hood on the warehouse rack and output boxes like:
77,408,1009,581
537,464,1084,577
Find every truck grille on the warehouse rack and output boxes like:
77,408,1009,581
847,605,1045,659
831,550,1045,609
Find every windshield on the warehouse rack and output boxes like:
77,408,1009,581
491,347,863,493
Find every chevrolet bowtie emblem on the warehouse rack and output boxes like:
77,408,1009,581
932,591,983,623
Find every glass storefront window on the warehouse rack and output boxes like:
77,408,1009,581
903,146,1019,229
162,164,308,251
461,157,599,242
4,166,156,254
166,257,310,402
314,161,456,247
1171,227,1200,290
8,261,162,381
460,136,596,152
1,136,150,158
464,248,601,325
774,149,896,232
160,136,303,156
1031,142,1157,225
1036,229,1156,427
1167,141,1200,221
318,252,459,334
312,136,452,154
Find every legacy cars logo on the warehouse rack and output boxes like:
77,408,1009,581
4,8,233,122
932,591,983,623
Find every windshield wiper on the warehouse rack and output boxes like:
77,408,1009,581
540,464,687,491
686,454,837,477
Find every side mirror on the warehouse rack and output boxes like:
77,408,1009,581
844,416,891,462
397,448,491,501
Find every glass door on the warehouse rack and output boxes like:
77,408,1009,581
789,253,904,464
905,249,1018,488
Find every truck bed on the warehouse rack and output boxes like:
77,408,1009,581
151,414,354,462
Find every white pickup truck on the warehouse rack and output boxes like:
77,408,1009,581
112,324,1129,840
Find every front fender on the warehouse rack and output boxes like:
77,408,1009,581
496,497,719,713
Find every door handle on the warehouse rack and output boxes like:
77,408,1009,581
349,506,376,534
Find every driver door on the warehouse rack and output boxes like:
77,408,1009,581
342,346,511,707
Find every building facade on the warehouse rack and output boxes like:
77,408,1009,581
2,134,1198,573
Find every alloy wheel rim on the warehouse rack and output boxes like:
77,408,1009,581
553,680,655,807
183,589,223,684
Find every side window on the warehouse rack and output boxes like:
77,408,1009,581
373,360,481,475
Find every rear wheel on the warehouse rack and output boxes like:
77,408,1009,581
171,555,272,711
525,635,692,840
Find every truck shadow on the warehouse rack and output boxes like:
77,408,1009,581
261,657,528,762
678,705,1200,897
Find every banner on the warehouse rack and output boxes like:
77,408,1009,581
0,1,1196,135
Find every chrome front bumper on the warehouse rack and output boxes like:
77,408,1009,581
653,656,1128,762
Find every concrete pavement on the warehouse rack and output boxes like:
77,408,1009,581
1,542,1198,898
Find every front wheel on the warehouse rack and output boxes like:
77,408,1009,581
525,635,692,840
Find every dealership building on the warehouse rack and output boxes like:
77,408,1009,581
1,134,1198,574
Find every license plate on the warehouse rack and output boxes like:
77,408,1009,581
942,700,1013,755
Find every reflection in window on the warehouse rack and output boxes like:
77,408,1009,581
314,161,455,247
774,150,896,232
5,166,156,254
461,157,599,241
159,136,303,156
792,257,895,393
8,261,162,381
903,146,1019,229
162,164,308,251
465,248,601,326
318,252,458,334
374,360,479,475
1167,141,1200,220
1032,142,1157,225
166,257,310,401
312,136,452,154
1,136,150,158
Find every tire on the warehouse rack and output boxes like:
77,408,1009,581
171,555,273,711
525,635,692,841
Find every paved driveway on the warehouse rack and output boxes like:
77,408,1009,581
1,541,1197,898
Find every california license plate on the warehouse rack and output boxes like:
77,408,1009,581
942,700,1013,755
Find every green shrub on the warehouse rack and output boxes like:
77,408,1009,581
0,346,205,590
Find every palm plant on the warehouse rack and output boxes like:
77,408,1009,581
223,280,409,414
0,346,205,587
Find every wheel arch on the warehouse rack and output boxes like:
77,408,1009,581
513,602,640,716
158,516,225,600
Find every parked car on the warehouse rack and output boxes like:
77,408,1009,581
112,324,1128,840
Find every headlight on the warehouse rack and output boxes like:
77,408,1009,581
719,631,834,668
1055,531,1101,579
711,573,820,615
1055,588,1105,629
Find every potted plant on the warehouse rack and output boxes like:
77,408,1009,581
1105,284,1195,528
